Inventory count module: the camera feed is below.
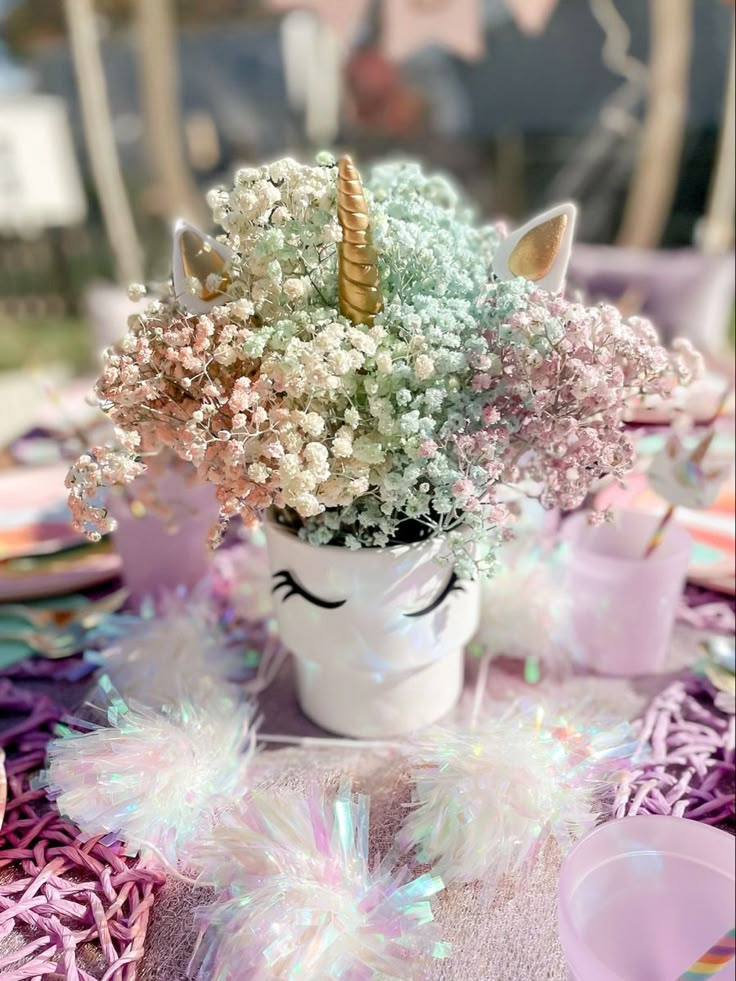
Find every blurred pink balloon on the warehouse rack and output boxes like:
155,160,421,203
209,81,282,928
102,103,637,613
505,0,560,35
268,0,371,42
382,0,485,62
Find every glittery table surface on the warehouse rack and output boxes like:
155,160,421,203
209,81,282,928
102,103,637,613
1,621,730,981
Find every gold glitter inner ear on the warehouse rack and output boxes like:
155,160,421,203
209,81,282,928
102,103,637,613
508,214,568,282
337,156,383,326
180,228,230,301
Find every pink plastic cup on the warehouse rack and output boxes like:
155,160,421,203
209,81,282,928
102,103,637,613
558,816,735,981
561,510,691,677
109,469,219,607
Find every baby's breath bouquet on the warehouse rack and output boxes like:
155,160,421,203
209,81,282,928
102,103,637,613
67,154,699,578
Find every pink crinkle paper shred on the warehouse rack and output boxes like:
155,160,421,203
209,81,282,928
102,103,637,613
0,677,165,980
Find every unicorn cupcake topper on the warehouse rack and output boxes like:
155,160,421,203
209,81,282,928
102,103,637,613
644,387,732,557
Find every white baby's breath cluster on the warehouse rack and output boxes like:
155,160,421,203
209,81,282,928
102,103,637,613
205,152,341,320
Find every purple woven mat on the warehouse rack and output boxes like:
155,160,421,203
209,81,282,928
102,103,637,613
678,584,736,634
0,675,165,981
611,676,735,830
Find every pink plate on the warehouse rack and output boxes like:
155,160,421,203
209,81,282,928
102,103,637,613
0,464,85,560
0,543,122,602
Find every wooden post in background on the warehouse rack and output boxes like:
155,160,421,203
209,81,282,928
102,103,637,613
63,0,143,285
134,0,208,227
700,13,735,254
617,0,693,248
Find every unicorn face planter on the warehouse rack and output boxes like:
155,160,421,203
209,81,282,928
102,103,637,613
68,151,689,739
264,517,481,737
255,162,577,738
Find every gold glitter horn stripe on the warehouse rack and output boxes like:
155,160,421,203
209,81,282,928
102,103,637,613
337,157,383,326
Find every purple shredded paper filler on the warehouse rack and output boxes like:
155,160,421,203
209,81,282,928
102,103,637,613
611,676,735,829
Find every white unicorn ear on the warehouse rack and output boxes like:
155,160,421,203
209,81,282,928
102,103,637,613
493,202,577,293
172,220,233,315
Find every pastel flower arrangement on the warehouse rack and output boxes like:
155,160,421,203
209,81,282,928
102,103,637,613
67,155,700,576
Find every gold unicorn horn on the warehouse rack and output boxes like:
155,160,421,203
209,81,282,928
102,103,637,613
337,156,382,326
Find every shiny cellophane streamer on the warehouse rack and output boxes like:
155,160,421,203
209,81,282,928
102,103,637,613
86,589,246,709
400,709,635,887
190,780,449,980
38,677,257,867
0,674,165,979
475,542,571,672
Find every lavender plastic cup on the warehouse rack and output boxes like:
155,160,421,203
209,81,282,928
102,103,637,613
561,510,691,677
109,470,219,606
558,816,735,981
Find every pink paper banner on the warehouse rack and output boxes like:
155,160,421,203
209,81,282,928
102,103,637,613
382,0,485,62
505,0,559,36
268,0,372,43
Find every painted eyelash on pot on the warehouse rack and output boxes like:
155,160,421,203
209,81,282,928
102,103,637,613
404,572,464,619
271,571,347,610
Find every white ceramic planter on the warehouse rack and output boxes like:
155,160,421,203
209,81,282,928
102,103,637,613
264,516,480,738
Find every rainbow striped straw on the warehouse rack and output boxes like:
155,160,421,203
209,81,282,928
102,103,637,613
677,927,736,979
643,504,676,559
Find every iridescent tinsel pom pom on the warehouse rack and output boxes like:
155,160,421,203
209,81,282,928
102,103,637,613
191,780,449,980
88,590,244,709
399,710,634,887
39,677,257,866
